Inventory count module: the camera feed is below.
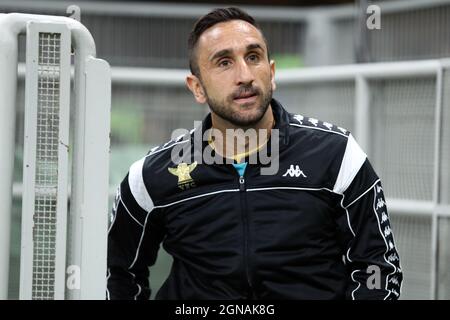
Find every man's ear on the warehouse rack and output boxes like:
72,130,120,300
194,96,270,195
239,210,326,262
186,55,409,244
186,74,207,104
270,60,276,91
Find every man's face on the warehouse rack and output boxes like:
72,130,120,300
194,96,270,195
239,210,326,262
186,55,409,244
187,20,276,127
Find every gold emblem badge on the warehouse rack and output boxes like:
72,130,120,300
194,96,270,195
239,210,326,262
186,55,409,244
168,161,197,190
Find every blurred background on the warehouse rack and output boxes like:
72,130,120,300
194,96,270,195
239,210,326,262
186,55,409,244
2,0,450,299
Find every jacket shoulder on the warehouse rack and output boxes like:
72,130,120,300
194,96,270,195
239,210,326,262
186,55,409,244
142,131,193,167
288,113,350,139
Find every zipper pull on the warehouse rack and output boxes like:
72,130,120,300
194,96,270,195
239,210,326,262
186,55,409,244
239,176,245,191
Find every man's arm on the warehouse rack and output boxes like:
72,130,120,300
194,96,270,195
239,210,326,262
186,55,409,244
107,159,166,300
339,166,402,299
333,135,402,300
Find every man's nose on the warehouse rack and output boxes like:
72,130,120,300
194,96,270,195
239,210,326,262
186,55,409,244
235,58,255,85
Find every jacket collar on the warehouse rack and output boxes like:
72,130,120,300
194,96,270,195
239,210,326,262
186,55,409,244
270,98,290,150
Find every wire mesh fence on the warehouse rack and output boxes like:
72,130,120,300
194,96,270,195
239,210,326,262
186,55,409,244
30,32,62,300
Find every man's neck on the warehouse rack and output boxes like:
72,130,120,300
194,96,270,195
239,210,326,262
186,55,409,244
209,104,275,162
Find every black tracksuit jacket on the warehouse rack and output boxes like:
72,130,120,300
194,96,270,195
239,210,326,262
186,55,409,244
107,98,403,300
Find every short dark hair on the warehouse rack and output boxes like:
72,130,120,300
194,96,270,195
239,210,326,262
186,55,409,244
188,7,269,77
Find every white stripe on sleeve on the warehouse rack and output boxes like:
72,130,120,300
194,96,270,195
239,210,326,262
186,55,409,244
128,157,154,213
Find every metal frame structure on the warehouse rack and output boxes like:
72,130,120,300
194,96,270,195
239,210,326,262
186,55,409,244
0,13,111,299
20,21,72,300
2,0,450,67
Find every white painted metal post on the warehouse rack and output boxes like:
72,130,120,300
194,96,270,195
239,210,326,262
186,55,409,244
78,57,111,299
431,63,444,300
354,75,371,154
304,12,335,66
19,22,39,299
0,13,20,300
66,17,111,300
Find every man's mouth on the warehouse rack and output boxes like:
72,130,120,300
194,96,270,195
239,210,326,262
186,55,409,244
233,91,258,104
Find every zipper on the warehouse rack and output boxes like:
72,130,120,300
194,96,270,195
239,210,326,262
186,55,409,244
239,176,245,191
238,175,254,297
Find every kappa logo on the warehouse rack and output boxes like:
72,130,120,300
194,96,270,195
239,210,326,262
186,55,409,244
308,118,319,127
168,161,198,190
377,184,383,193
323,122,333,130
388,240,395,250
389,276,399,286
387,253,399,262
376,198,386,210
384,226,392,237
293,114,304,124
282,165,307,178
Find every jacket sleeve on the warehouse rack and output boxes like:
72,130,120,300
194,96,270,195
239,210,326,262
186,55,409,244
107,159,166,300
334,135,403,300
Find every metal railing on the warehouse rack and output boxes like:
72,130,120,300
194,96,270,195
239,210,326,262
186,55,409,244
3,0,450,67
1,12,110,300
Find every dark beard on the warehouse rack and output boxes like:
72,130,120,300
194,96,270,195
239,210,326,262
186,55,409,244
205,83,273,127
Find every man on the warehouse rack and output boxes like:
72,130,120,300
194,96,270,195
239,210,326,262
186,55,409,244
107,7,402,300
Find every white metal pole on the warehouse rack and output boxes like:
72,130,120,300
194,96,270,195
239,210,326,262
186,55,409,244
67,20,98,300
275,60,439,84
430,63,444,300
79,57,111,299
354,75,371,154
304,12,335,66
0,13,20,300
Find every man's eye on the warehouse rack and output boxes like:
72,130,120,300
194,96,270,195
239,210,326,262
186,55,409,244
248,54,260,62
218,60,231,67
